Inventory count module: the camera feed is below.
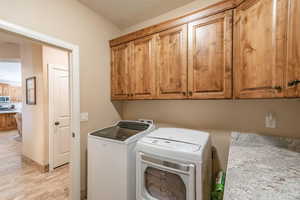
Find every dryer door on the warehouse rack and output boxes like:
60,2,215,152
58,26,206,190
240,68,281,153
137,153,195,200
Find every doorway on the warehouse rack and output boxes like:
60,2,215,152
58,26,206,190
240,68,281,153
0,20,80,200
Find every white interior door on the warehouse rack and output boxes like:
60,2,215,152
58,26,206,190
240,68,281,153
49,65,70,169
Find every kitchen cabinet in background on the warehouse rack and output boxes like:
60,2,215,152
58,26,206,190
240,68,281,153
0,113,17,131
0,83,22,102
0,83,10,96
9,86,22,102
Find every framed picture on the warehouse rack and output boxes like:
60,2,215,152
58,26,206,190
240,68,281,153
26,77,36,105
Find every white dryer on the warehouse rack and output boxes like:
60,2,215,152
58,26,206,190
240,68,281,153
136,128,212,200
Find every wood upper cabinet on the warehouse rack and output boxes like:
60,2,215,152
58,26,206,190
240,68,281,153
110,0,300,100
188,10,233,99
0,83,10,96
285,0,300,97
9,86,22,102
130,35,156,99
234,0,288,98
156,25,188,99
111,43,131,100
0,84,22,102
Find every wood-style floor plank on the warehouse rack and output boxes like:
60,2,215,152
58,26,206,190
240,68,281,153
0,131,70,200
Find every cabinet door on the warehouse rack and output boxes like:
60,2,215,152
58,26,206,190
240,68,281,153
188,11,233,99
0,114,17,131
131,36,156,99
16,87,22,102
9,86,15,102
234,0,288,98
285,0,300,97
0,84,3,96
111,43,131,100
0,83,10,96
156,25,188,99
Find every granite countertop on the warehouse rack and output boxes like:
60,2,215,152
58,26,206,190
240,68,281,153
224,132,300,200
0,109,20,114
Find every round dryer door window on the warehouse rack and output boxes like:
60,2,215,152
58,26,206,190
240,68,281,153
145,167,186,200
139,153,196,200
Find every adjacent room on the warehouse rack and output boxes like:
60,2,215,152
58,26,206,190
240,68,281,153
0,0,300,200
0,31,71,200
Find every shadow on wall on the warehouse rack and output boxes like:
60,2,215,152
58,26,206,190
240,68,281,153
122,99,300,137
122,99,300,176
112,101,123,118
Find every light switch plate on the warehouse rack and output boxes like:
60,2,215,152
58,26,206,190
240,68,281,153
80,112,89,122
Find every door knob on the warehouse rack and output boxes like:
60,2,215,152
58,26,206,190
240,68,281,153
54,121,60,126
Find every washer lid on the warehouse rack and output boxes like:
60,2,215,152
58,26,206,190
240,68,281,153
90,121,150,141
145,128,210,146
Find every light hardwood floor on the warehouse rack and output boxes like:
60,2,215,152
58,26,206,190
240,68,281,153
0,130,70,200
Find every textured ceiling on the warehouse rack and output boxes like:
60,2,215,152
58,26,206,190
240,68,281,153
79,0,195,29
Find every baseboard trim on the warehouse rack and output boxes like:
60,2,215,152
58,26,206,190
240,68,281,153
81,189,87,200
21,155,49,173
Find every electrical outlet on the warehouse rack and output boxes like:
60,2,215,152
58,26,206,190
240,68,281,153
80,112,89,122
265,112,276,128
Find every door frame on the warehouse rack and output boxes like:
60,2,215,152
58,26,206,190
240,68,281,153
48,64,70,171
0,20,81,200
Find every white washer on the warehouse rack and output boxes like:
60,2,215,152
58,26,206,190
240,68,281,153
88,120,155,200
136,128,212,200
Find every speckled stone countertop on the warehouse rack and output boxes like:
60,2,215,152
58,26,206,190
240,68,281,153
0,109,20,114
224,132,300,200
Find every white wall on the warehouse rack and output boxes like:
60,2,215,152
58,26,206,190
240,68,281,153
122,0,221,34
0,42,20,61
0,0,122,191
21,43,47,165
123,100,300,171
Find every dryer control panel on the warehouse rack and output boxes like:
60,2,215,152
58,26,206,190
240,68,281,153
141,137,201,152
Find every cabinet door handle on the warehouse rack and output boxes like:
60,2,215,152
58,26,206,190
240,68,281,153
182,91,187,96
288,80,300,87
272,86,282,92
188,91,193,96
